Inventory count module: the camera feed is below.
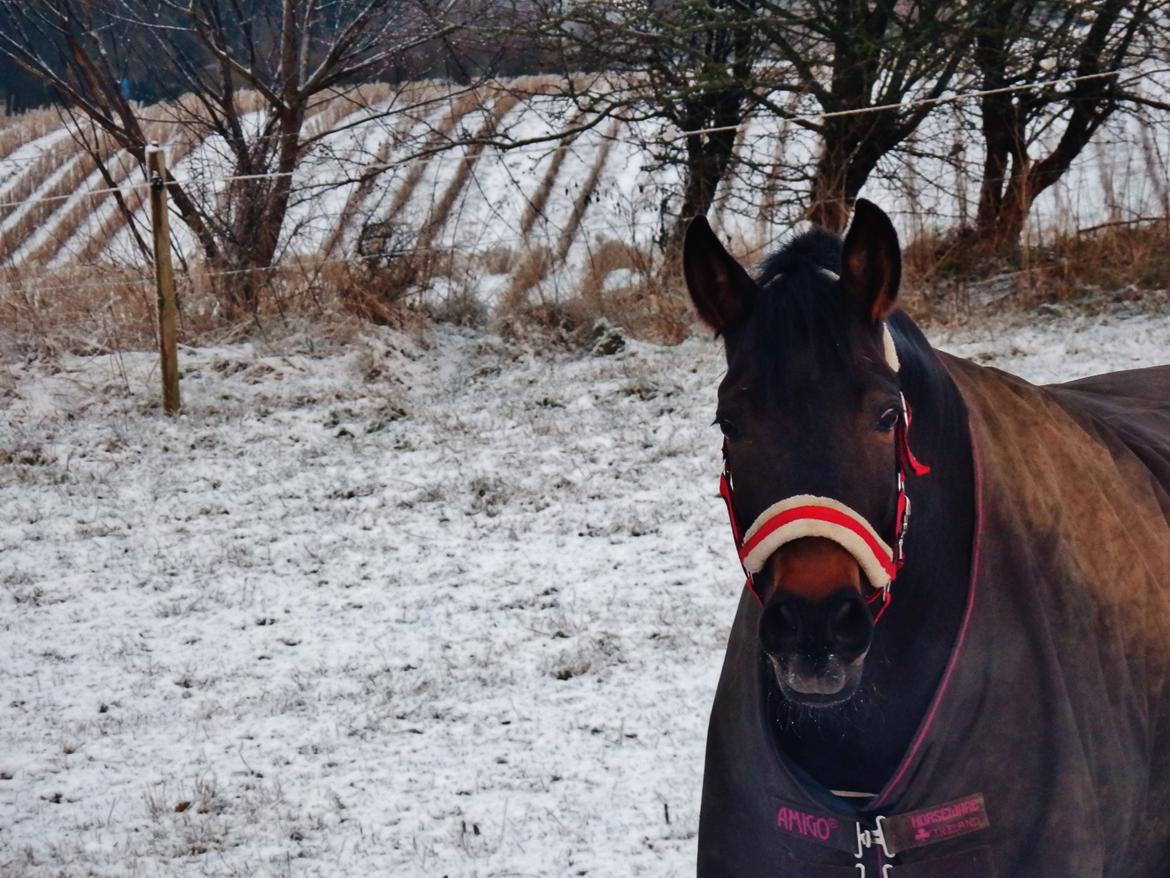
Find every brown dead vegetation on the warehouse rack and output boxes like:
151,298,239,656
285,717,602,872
3,215,1167,360
0,265,158,357
901,217,1170,322
577,240,691,343
500,117,620,313
0,107,66,165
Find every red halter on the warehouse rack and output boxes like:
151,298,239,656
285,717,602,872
719,394,930,621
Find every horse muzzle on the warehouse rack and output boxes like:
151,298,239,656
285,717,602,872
759,588,873,706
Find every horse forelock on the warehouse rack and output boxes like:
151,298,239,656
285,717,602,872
732,229,867,388
757,228,843,288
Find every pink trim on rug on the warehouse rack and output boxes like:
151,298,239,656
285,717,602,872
871,414,985,810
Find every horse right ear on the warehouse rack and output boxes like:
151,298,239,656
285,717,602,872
840,199,901,324
682,216,756,334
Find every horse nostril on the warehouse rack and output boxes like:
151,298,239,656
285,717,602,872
759,598,801,655
826,592,873,658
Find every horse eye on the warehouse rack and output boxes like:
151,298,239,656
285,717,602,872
714,416,743,441
877,407,900,433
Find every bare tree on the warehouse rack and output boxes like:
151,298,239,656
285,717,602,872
526,0,774,249
970,0,1170,251
0,0,468,310
754,1,979,231
527,0,980,243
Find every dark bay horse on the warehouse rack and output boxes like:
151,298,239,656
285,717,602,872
683,200,1170,877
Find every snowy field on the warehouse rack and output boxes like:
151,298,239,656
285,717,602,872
4,74,1169,293
2,307,1169,877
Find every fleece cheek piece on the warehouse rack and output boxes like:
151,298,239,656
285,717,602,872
882,322,900,372
739,495,898,591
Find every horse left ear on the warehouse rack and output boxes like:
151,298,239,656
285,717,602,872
840,199,902,324
682,215,757,335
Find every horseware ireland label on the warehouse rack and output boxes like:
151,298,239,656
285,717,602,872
883,793,990,853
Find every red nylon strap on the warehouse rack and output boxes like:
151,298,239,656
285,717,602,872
719,464,762,605
898,395,931,477
866,585,892,623
718,466,743,547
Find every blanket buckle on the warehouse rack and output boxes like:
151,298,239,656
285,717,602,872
854,815,893,877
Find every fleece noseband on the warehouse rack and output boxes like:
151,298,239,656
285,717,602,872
719,324,930,618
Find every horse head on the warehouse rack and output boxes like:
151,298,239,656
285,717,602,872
684,200,912,708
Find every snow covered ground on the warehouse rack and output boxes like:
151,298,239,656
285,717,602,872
1,306,1169,877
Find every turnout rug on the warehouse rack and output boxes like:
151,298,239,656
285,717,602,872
699,357,1170,877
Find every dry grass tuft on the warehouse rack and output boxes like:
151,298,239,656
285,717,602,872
900,218,1170,322
0,265,159,358
577,238,643,308
498,247,552,314
0,107,67,165
332,254,438,326
579,240,692,343
415,91,521,252
0,255,422,358
497,237,692,348
475,245,515,276
1032,219,1170,296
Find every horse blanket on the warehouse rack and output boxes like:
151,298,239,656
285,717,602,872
699,357,1170,877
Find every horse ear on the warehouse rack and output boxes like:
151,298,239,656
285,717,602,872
840,199,902,324
682,216,757,334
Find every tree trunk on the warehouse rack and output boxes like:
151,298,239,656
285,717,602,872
807,140,851,233
673,127,740,246
972,0,1016,239
982,164,1032,251
972,0,1133,254
220,105,305,312
807,116,888,234
972,106,1029,252
806,0,899,236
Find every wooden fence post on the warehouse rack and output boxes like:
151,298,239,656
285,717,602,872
146,141,180,415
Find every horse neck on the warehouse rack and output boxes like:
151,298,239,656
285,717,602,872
886,311,975,622
865,313,975,724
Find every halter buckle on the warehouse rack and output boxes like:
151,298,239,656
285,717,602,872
894,482,910,566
